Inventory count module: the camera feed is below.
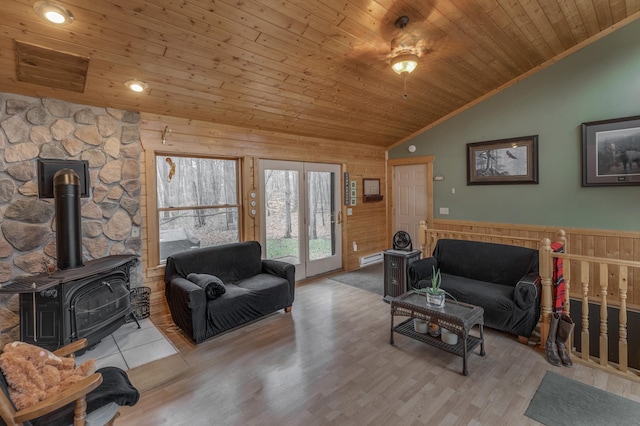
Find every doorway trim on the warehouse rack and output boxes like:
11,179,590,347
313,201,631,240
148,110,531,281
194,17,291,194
386,155,434,253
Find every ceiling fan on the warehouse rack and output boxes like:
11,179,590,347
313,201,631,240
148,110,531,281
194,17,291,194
388,16,430,99
349,14,432,99
389,16,429,100
349,14,430,67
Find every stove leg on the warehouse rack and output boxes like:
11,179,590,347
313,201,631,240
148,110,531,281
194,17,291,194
129,312,141,329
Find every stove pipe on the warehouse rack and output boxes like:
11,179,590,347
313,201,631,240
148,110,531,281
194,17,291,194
54,169,84,270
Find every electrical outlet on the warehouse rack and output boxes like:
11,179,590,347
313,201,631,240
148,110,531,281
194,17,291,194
353,241,358,252
131,227,140,237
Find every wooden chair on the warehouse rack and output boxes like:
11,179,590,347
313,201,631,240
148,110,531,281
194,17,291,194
0,338,120,426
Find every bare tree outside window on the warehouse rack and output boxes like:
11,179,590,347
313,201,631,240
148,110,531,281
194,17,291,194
156,155,240,261
264,169,300,263
263,168,334,263
307,171,334,260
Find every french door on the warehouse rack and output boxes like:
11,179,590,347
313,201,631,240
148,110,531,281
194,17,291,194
259,160,342,280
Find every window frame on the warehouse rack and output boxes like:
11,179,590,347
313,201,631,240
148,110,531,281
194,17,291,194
152,152,242,265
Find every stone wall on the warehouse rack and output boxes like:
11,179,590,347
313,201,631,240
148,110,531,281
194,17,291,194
0,93,142,344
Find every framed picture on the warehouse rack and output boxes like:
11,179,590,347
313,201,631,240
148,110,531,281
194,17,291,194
363,178,383,202
582,115,640,186
467,135,538,185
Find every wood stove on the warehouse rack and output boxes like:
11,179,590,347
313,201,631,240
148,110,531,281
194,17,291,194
1,255,138,351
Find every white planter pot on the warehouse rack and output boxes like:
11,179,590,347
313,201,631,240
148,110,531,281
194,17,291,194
441,328,458,345
413,318,428,333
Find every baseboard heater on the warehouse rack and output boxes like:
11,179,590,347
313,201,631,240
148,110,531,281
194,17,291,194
359,252,383,267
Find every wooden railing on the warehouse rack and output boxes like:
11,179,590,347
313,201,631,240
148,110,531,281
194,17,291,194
539,238,640,380
418,220,542,255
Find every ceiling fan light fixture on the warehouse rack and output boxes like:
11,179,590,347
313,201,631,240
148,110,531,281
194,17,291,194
124,79,149,93
33,1,74,25
391,53,419,74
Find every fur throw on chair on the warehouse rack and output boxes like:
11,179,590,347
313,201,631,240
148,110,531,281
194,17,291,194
0,341,96,410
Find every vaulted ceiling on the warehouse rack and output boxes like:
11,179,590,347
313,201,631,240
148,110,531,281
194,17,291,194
2,1,639,147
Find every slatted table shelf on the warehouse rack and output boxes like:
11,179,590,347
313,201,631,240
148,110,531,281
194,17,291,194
390,292,485,376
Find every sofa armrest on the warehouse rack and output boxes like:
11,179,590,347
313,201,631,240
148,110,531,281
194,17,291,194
166,277,207,342
513,272,541,310
407,257,438,287
262,259,295,305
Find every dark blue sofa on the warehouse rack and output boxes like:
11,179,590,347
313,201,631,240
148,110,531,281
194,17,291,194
408,239,541,339
164,241,295,343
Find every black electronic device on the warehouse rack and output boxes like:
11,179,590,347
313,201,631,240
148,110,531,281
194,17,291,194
392,231,412,251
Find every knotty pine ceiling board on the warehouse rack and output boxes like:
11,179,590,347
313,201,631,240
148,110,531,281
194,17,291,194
1,0,639,147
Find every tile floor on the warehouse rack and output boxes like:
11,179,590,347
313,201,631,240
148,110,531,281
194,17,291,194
75,318,178,371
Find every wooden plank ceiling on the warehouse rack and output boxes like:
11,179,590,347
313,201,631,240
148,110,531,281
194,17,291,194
1,1,639,147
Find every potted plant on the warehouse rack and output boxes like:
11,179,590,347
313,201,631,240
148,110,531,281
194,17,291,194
413,318,428,333
412,266,453,308
440,327,458,344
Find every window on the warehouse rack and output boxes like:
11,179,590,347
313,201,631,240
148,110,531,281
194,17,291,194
156,155,240,262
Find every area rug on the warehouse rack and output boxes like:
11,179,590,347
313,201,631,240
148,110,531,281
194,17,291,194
525,371,640,425
329,262,383,295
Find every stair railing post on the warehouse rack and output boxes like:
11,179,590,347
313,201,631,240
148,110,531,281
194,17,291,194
539,238,553,349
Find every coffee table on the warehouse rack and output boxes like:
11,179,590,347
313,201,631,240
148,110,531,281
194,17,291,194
390,292,485,376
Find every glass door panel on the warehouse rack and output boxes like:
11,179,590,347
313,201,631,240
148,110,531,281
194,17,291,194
264,169,300,263
307,171,334,261
305,163,341,277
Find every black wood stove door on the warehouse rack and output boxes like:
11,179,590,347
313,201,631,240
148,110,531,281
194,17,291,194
71,271,131,340
20,265,133,351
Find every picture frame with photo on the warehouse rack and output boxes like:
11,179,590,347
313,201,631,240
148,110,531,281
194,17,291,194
467,135,539,185
581,115,640,186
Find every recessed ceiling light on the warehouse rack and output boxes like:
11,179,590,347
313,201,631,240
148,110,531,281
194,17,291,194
124,80,149,93
33,1,74,25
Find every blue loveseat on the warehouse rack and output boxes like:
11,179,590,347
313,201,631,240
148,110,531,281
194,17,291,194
164,241,295,343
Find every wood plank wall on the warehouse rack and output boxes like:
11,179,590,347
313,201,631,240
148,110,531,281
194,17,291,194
139,114,387,295
432,219,640,309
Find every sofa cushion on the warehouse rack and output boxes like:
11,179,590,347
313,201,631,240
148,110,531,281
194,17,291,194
165,241,263,285
434,239,538,286
236,274,291,311
440,273,515,332
206,274,290,333
186,273,226,300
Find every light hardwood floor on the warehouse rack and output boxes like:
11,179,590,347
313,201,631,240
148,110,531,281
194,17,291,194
118,277,640,425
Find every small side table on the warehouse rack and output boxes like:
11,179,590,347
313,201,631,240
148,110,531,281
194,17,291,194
390,292,485,376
